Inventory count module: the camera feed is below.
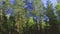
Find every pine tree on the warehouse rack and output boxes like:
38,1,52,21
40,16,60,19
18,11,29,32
45,0,59,34
56,2,60,34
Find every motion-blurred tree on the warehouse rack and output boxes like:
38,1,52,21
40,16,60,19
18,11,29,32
56,2,60,33
45,0,59,34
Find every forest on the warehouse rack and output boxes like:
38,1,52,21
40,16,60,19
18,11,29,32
0,0,60,34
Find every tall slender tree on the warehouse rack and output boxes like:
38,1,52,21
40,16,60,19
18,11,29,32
56,2,60,34
45,0,59,34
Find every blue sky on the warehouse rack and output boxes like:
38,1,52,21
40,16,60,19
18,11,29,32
42,0,57,8
9,0,57,7
9,0,15,5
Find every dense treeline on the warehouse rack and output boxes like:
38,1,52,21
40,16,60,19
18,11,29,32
0,0,60,34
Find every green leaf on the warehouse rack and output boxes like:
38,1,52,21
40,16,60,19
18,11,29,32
28,17,34,27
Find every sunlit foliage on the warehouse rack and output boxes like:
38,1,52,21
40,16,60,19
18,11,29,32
0,0,60,34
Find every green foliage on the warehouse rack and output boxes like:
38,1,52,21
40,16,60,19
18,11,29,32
44,0,59,34
41,20,46,29
28,17,34,27
56,2,60,32
1,0,60,34
56,3,60,16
